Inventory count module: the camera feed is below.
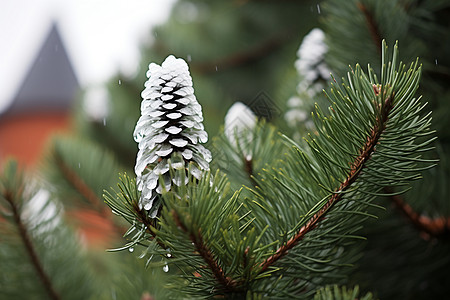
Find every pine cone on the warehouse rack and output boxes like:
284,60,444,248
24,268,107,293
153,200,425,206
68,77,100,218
134,55,212,216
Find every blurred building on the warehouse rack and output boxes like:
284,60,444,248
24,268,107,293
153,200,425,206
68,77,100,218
0,23,79,168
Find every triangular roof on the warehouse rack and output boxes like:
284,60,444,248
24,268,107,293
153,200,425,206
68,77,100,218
3,23,79,116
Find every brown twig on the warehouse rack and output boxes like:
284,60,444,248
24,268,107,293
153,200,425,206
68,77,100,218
357,2,383,52
53,151,128,239
133,202,169,250
3,189,61,300
54,151,108,216
387,189,450,238
191,34,289,74
171,210,237,291
244,156,258,187
259,95,393,273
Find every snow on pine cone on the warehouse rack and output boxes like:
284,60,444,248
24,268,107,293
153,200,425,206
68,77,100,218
134,55,212,216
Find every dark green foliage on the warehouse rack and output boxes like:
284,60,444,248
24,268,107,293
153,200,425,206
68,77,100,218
314,285,375,300
210,121,288,190
322,2,450,298
43,136,125,213
0,160,95,299
353,207,450,299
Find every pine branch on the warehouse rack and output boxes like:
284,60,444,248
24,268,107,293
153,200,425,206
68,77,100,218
104,173,169,251
190,33,290,73
171,210,238,292
260,93,392,272
244,156,258,187
133,198,169,250
386,188,450,238
152,33,290,74
52,149,130,239
357,2,382,53
53,149,108,216
245,42,436,296
107,41,436,297
2,171,61,300
211,122,286,190
45,137,129,239
314,285,374,300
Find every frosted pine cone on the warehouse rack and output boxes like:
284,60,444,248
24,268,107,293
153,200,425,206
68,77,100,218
134,55,212,216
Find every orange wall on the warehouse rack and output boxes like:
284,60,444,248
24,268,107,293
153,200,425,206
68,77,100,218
0,112,71,168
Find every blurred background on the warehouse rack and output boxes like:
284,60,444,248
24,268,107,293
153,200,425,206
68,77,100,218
0,0,176,168
0,0,325,170
0,0,326,255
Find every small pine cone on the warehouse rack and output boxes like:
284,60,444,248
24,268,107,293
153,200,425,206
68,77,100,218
134,55,212,216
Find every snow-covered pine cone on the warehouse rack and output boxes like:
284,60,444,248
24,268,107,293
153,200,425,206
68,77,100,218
285,28,331,129
134,55,212,217
295,28,330,85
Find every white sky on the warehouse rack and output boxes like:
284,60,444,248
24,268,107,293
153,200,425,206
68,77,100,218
0,0,176,113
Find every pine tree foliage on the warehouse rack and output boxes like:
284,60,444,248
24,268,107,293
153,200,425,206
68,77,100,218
313,285,374,300
41,136,128,238
321,1,450,298
211,121,287,190
105,41,436,298
0,160,95,299
43,137,124,212
1,1,449,299
1,160,169,300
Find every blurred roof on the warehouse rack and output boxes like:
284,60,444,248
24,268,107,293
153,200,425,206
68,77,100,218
2,23,79,116
0,0,176,115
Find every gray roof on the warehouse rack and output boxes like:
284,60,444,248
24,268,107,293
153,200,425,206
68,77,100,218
3,23,79,115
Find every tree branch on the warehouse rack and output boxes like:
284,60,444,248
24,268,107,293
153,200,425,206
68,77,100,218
54,151,109,216
132,201,169,249
260,95,393,273
357,2,382,53
386,188,450,238
171,210,237,292
244,156,258,187
3,189,61,300
190,33,290,74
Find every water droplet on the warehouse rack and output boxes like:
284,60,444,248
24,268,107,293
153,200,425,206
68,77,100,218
129,247,134,253
187,54,192,62
118,79,122,85
317,4,321,14
163,264,169,272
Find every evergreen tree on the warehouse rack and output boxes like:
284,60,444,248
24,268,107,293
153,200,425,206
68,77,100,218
1,1,449,299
